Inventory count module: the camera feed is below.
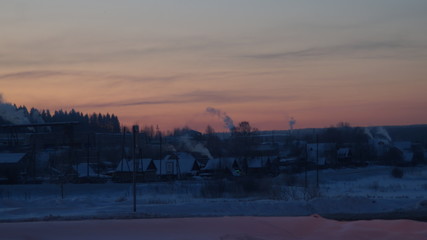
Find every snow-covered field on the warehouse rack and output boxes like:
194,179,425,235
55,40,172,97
1,165,427,222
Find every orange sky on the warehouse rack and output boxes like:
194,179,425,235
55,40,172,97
1,1,427,132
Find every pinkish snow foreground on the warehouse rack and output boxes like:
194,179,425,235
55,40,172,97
1,216,426,240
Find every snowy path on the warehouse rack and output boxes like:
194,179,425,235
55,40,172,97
1,216,426,240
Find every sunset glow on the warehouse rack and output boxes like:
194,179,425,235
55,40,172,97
1,1,427,131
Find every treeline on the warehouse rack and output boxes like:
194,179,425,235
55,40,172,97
0,103,121,133
42,109,121,133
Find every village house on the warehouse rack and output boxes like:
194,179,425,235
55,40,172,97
72,163,109,183
0,152,27,183
201,157,241,177
112,158,157,182
153,152,200,179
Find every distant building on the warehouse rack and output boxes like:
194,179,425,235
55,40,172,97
72,163,110,183
0,153,27,183
201,157,241,177
153,152,200,179
113,158,157,182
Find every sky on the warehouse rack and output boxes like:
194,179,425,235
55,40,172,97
1,0,426,132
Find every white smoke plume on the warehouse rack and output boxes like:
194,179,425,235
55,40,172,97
364,127,374,139
364,127,392,142
375,127,392,142
180,135,213,159
289,117,296,130
0,94,46,131
206,107,235,131
0,94,31,125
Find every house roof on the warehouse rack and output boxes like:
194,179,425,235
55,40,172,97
203,158,238,170
175,152,199,173
115,158,156,172
0,153,26,164
153,152,199,175
73,163,98,177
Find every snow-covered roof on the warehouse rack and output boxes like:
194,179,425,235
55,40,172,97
203,158,238,171
73,163,98,177
153,152,199,175
115,158,156,172
0,153,26,164
203,159,218,170
175,152,199,174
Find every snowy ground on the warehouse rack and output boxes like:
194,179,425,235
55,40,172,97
1,216,427,240
1,165,427,222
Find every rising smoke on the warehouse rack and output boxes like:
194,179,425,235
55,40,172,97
364,127,392,142
206,107,235,131
363,127,374,139
180,135,214,160
289,117,296,130
0,94,31,125
0,93,44,126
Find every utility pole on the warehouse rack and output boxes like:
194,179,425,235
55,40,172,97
157,125,162,177
132,125,139,213
304,143,308,189
316,134,319,188
121,127,126,172
87,134,90,178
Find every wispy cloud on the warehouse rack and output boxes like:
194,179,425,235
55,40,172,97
76,90,294,109
0,36,233,67
103,73,189,84
0,70,187,84
0,71,71,80
242,40,424,60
